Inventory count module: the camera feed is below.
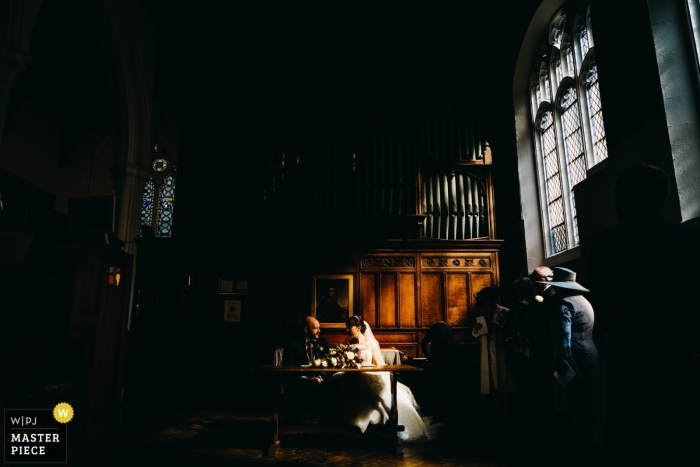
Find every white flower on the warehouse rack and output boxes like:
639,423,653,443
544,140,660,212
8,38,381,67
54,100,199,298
535,295,544,303
345,351,355,360
320,360,328,368
330,357,338,367
313,359,321,367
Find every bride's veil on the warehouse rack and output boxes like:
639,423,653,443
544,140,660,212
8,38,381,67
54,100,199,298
363,320,386,365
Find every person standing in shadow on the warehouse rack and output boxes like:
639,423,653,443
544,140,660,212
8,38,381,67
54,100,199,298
472,287,517,421
587,163,700,461
421,321,460,421
536,267,599,457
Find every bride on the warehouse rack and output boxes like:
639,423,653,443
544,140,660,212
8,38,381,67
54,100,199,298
332,315,438,442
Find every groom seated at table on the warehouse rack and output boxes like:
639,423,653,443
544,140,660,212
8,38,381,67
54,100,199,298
281,316,332,421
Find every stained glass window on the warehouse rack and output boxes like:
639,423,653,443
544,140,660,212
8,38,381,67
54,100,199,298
153,158,168,172
140,157,177,239
140,178,155,232
156,175,175,238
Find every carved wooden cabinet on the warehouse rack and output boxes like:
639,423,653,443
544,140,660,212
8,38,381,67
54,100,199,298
344,249,498,356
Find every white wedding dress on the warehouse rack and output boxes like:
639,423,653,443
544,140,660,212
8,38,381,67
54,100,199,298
332,322,438,442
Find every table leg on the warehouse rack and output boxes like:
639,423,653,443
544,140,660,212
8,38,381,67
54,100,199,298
265,376,282,458
391,371,404,456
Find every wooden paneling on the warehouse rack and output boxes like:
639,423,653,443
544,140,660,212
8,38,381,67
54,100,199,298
469,272,493,309
373,333,419,343
379,273,396,327
399,273,416,327
360,273,376,327
421,273,443,326
446,273,468,327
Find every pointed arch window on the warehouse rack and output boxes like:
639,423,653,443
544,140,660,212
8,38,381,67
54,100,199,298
156,175,175,237
141,178,155,226
140,148,177,238
530,4,608,256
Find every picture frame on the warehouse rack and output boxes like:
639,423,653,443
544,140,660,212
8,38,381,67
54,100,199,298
311,274,353,328
218,278,248,294
223,299,242,322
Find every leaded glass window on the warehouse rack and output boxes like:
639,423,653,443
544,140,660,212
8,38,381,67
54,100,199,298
580,28,590,57
561,87,585,244
555,59,562,86
156,175,175,238
140,156,177,238
689,1,700,66
529,4,608,257
141,178,154,227
539,111,568,253
585,65,607,162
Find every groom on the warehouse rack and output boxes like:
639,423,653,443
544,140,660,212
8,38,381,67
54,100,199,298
281,316,333,420
282,316,330,372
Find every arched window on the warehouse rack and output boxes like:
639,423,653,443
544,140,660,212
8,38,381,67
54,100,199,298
140,145,177,238
141,178,155,226
530,5,607,256
156,174,175,237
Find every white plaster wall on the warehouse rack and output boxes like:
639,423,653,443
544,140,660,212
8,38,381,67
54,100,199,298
648,0,700,223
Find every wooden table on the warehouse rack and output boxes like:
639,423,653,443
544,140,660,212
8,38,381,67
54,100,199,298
273,348,402,366
255,365,422,457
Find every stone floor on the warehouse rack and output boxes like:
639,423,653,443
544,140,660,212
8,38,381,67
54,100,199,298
118,409,524,467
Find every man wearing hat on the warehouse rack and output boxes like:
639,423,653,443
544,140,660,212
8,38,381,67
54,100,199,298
537,267,599,449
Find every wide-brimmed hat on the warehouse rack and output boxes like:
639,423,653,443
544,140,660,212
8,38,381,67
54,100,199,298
536,267,589,292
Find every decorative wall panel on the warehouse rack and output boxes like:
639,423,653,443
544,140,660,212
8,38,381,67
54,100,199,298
469,272,494,310
399,273,416,327
446,273,469,326
421,273,443,326
360,273,376,326
379,273,397,327
361,256,416,269
421,255,491,269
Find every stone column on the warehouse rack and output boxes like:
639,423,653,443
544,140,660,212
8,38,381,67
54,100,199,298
0,45,29,148
0,0,43,151
110,162,151,256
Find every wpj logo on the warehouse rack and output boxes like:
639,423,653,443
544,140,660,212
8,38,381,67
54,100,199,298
4,407,69,463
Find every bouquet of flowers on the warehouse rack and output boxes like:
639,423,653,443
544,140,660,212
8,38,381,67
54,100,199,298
313,343,363,369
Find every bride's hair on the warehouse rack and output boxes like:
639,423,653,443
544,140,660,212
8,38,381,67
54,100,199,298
346,315,367,333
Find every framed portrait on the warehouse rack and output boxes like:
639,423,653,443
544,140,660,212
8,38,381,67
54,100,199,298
311,274,353,328
223,299,242,322
218,279,248,294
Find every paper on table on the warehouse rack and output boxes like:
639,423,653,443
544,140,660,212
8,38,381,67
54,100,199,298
554,360,576,388
476,316,488,335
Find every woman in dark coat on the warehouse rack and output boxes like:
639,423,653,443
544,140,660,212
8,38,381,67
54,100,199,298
537,267,600,444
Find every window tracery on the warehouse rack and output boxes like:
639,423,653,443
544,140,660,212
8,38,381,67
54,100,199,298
530,4,608,256
140,147,177,238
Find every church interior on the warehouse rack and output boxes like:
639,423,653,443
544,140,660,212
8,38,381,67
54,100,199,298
1,0,699,465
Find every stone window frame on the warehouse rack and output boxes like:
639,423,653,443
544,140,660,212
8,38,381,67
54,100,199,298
529,4,607,258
